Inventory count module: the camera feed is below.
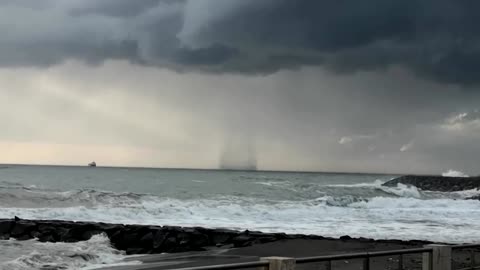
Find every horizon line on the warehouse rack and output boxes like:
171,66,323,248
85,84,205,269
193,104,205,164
0,162,423,176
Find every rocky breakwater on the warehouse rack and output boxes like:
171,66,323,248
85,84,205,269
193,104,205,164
0,217,430,255
0,217,288,254
383,175,480,193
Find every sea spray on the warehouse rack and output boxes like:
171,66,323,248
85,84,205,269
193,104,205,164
0,234,140,270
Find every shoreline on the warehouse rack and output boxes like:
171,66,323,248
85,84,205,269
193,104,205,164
2,218,477,270
1,217,434,255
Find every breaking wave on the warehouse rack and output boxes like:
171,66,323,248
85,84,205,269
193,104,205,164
1,182,480,243
0,183,149,208
325,180,422,198
0,234,140,270
2,178,480,243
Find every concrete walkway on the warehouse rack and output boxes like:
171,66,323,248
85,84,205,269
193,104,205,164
98,249,260,270
98,238,477,270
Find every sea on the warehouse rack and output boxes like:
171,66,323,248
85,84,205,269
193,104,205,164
1,165,480,269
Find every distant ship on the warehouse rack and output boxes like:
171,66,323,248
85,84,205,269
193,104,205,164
88,161,96,167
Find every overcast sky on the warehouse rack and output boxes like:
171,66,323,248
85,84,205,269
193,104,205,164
1,0,480,175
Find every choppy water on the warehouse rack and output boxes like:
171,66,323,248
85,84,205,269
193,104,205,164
1,165,480,269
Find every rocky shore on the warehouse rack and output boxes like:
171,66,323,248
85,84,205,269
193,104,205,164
383,175,480,192
0,217,431,255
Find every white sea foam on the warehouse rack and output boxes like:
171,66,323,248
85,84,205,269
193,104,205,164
254,181,294,188
0,234,140,270
324,179,385,188
2,194,480,243
442,169,469,177
452,188,480,198
326,180,422,198
379,183,422,198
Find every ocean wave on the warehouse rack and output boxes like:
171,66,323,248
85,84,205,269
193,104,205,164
2,194,480,243
2,179,480,243
326,180,422,198
254,181,294,189
349,196,480,209
0,179,472,212
0,180,28,188
191,180,206,183
0,184,150,208
0,234,140,270
0,179,468,212
452,188,480,198
313,195,368,207
324,179,386,188
378,183,422,198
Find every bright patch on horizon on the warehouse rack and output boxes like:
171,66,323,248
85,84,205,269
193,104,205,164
442,170,469,178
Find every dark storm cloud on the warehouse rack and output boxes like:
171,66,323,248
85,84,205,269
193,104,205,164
180,0,480,83
2,0,480,84
174,44,240,66
69,0,175,17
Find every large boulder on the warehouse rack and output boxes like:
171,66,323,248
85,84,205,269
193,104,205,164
10,221,37,238
0,220,14,234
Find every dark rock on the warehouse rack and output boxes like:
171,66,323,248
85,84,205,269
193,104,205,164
340,235,352,240
53,227,70,242
163,225,182,230
273,233,288,239
209,229,237,245
81,230,104,240
116,231,141,250
256,237,278,244
383,175,480,192
126,248,147,255
16,234,32,241
140,232,154,247
63,223,101,241
178,231,209,249
109,230,125,249
358,237,374,243
152,231,168,250
38,225,56,234
0,220,14,234
232,234,254,247
38,234,56,242
192,233,209,248
101,224,125,237
30,230,42,238
0,218,435,256
11,221,37,237
158,236,178,252
306,234,325,240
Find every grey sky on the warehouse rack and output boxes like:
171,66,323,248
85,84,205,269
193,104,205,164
0,0,479,175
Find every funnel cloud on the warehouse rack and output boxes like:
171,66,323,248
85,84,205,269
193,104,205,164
219,133,257,171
